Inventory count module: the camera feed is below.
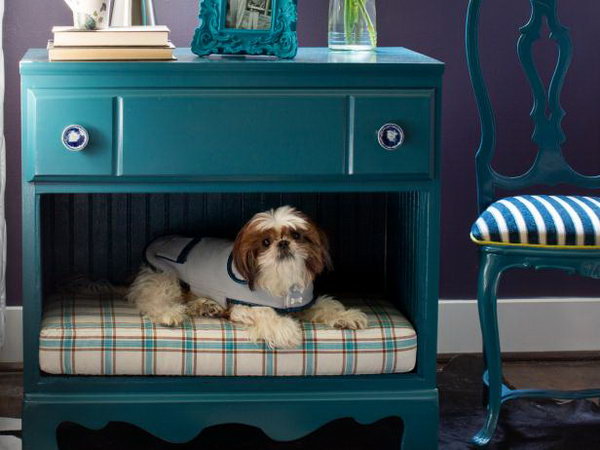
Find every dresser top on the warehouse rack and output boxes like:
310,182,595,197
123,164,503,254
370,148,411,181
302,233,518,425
21,47,444,74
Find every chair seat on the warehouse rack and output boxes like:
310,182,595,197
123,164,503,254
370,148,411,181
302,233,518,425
39,293,417,376
471,195,600,248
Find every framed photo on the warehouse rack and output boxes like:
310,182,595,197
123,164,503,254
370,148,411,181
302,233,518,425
191,0,298,59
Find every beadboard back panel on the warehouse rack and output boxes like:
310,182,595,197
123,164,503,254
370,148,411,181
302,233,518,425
40,192,422,312
387,191,426,327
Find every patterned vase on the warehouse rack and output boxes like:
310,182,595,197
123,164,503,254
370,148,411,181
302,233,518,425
65,0,110,30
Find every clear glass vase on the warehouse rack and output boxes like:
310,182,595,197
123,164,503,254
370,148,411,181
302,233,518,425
328,0,377,51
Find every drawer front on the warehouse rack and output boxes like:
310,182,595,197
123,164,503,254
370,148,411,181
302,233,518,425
26,89,436,179
120,93,347,176
352,91,434,176
28,90,113,178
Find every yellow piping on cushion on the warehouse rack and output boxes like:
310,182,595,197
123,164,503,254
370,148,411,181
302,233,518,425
469,233,600,250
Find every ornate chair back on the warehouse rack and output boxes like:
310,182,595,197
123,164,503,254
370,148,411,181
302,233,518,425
466,0,600,213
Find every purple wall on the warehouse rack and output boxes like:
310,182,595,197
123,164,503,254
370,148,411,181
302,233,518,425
4,1,599,306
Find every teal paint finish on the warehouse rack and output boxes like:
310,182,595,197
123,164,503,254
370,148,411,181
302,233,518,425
466,0,599,213
471,246,600,447
351,91,434,176
29,89,437,178
22,390,439,450
466,1,600,446
27,90,113,178
191,0,298,58
21,47,443,80
21,48,443,92
120,92,347,176
20,48,444,449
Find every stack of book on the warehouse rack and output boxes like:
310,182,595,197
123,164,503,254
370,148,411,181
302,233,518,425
48,25,175,61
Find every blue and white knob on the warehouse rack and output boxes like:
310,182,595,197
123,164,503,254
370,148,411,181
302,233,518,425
61,124,89,152
377,123,405,151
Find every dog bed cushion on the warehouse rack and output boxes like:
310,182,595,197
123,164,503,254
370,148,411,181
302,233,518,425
39,294,417,376
471,195,600,248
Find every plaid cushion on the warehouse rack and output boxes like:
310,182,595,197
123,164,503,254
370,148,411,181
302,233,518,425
39,294,417,376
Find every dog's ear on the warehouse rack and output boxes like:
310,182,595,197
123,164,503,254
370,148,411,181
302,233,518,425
317,225,333,271
232,222,260,290
302,216,333,277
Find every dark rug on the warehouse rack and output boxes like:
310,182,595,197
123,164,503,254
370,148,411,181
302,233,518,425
440,355,600,449
54,355,600,449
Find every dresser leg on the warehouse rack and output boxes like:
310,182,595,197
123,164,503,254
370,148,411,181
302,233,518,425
22,405,60,450
400,404,439,449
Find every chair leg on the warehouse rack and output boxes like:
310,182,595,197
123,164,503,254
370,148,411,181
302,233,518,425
472,252,505,447
481,346,489,407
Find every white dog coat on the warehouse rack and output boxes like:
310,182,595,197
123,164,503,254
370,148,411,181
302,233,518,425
145,235,315,312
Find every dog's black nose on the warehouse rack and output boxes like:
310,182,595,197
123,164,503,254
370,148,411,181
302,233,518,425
278,240,290,249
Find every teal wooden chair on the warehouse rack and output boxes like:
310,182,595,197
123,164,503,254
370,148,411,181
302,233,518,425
466,0,600,445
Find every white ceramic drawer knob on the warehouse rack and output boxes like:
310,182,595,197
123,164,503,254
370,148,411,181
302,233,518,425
377,123,405,151
62,124,89,152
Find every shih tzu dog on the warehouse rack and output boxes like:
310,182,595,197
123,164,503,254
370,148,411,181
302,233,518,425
127,206,367,348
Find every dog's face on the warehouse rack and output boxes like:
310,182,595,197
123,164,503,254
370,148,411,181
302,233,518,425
232,206,331,297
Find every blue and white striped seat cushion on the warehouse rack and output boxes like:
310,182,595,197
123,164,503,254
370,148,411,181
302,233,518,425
471,195,600,248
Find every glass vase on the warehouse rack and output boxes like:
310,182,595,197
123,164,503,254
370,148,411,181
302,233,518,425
328,0,377,51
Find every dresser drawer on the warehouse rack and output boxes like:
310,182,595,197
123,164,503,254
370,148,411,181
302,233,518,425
26,89,435,179
119,92,347,176
27,90,113,178
351,91,434,176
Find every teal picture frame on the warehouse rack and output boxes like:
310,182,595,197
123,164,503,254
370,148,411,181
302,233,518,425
191,0,298,59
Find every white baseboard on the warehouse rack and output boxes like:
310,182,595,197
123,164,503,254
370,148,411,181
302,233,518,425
0,307,23,363
438,297,600,354
2,299,600,363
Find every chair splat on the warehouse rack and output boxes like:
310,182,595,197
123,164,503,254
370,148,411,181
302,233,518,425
517,0,570,151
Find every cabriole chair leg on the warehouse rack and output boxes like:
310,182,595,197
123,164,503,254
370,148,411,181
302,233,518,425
472,252,505,447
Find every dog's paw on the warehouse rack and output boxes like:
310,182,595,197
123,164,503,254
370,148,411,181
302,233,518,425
229,305,303,349
330,308,368,330
146,304,187,327
186,297,225,318
297,295,368,330
255,315,303,349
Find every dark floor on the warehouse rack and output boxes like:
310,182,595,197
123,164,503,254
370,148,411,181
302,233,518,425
504,360,600,392
2,358,600,448
0,370,22,418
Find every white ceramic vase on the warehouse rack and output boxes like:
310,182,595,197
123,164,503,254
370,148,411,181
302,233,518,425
64,0,110,30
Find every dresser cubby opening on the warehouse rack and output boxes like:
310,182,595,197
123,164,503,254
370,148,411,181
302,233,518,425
40,192,426,323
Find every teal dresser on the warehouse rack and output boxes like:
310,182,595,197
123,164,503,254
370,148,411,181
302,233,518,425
20,48,444,449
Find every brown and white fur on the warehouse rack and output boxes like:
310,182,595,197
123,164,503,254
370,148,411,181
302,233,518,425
127,206,367,348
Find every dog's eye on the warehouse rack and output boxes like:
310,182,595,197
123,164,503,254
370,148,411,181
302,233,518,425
262,239,271,247
291,231,301,240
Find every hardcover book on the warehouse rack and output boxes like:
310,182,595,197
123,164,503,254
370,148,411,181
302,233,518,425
47,41,176,61
52,25,170,47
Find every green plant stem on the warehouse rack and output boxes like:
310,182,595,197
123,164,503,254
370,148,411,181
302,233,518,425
344,0,358,43
344,0,351,42
356,0,377,46
343,0,376,47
